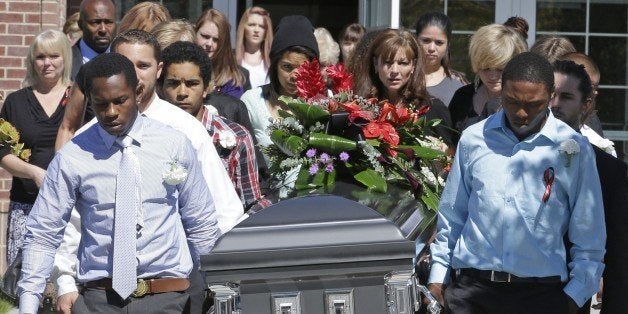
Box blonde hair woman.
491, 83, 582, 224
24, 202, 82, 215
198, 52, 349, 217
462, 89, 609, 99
449, 24, 527, 143
235, 6, 273, 89
1, 29, 72, 265
151, 19, 196, 50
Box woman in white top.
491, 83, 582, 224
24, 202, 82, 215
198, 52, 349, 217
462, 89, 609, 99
235, 7, 273, 89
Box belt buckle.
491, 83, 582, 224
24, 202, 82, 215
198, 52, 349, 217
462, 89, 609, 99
132, 279, 149, 298
490, 271, 511, 283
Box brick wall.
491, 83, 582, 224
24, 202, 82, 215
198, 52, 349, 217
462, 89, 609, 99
0, 0, 67, 273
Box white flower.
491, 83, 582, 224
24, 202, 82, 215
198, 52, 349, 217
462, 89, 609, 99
421, 166, 439, 187
218, 130, 237, 149
595, 137, 616, 156
162, 158, 188, 185
205, 105, 219, 116
558, 139, 580, 167
559, 139, 580, 154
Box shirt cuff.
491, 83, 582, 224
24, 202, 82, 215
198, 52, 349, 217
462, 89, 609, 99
56, 274, 78, 297
563, 278, 590, 308
19, 293, 40, 314
428, 262, 451, 285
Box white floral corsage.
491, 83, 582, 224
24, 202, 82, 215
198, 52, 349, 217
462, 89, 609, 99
162, 158, 188, 185
592, 137, 616, 157
217, 130, 237, 149
558, 139, 580, 167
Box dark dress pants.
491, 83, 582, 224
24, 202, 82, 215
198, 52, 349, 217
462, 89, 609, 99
72, 288, 190, 313
444, 274, 570, 314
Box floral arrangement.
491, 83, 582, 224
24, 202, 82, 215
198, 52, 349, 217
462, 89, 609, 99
264, 60, 449, 211
0, 118, 31, 162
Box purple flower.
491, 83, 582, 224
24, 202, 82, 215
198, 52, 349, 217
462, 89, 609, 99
339, 151, 349, 161
309, 164, 319, 175
325, 163, 334, 173
306, 148, 317, 158
320, 153, 330, 163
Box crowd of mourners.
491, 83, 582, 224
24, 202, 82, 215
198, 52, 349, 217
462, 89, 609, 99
1, 0, 626, 313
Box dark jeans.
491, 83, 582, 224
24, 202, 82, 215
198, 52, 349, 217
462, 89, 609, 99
444, 274, 570, 314
73, 288, 190, 313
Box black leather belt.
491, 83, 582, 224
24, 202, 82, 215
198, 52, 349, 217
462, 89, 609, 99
457, 268, 562, 283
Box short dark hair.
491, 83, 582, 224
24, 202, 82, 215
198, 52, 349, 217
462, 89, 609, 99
83, 52, 138, 96
553, 60, 593, 101
502, 52, 554, 94
159, 41, 212, 87
111, 29, 162, 63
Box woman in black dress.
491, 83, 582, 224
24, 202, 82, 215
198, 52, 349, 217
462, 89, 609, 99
1, 29, 71, 264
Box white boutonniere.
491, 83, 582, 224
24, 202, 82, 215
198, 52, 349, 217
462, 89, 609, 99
162, 158, 188, 185
592, 137, 616, 156
558, 139, 580, 167
217, 130, 236, 149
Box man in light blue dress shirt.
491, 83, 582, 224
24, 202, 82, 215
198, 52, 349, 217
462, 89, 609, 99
428, 52, 605, 313
17, 53, 221, 313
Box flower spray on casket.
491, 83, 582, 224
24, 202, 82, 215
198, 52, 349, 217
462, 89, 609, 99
264, 59, 450, 213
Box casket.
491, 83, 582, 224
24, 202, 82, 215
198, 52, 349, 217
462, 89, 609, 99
201, 192, 438, 314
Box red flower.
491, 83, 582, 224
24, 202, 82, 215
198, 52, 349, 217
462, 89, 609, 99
295, 59, 326, 99
340, 101, 374, 122
325, 63, 353, 93
363, 121, 399, 147
417, 104, 430, 116
393, 106, 415, 125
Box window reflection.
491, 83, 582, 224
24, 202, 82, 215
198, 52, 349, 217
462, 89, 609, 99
537, 1, 586, 32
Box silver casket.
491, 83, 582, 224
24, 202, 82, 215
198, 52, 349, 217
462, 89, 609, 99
201, 191, 438, 314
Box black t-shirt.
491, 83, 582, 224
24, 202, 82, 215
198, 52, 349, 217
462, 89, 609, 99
0, 87, 68, 203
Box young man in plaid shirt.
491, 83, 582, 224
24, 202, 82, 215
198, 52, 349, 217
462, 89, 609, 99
159, 41, 271, 213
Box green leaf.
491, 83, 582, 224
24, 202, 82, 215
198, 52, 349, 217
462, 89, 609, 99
427, 118, 442, 127
279, 95, 329, 127
270, 129, 307, 157
354, 169, 387, 193
294, 165, 337, 190
397, 144, 445, 160
421, 183, 440, 212
277, 109, 294, 119
308, 132, 357, 154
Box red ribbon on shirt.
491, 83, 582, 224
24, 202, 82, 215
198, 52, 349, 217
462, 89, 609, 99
542, 167, 555, 203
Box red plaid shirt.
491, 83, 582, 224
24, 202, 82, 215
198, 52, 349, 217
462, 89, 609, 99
201, 106, 272, 212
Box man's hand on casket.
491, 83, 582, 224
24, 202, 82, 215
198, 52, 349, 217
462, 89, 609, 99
426, 283, 445, 306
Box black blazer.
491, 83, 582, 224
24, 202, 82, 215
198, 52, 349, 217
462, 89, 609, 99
71, 42, 83, 82
594, 146, 628, 314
